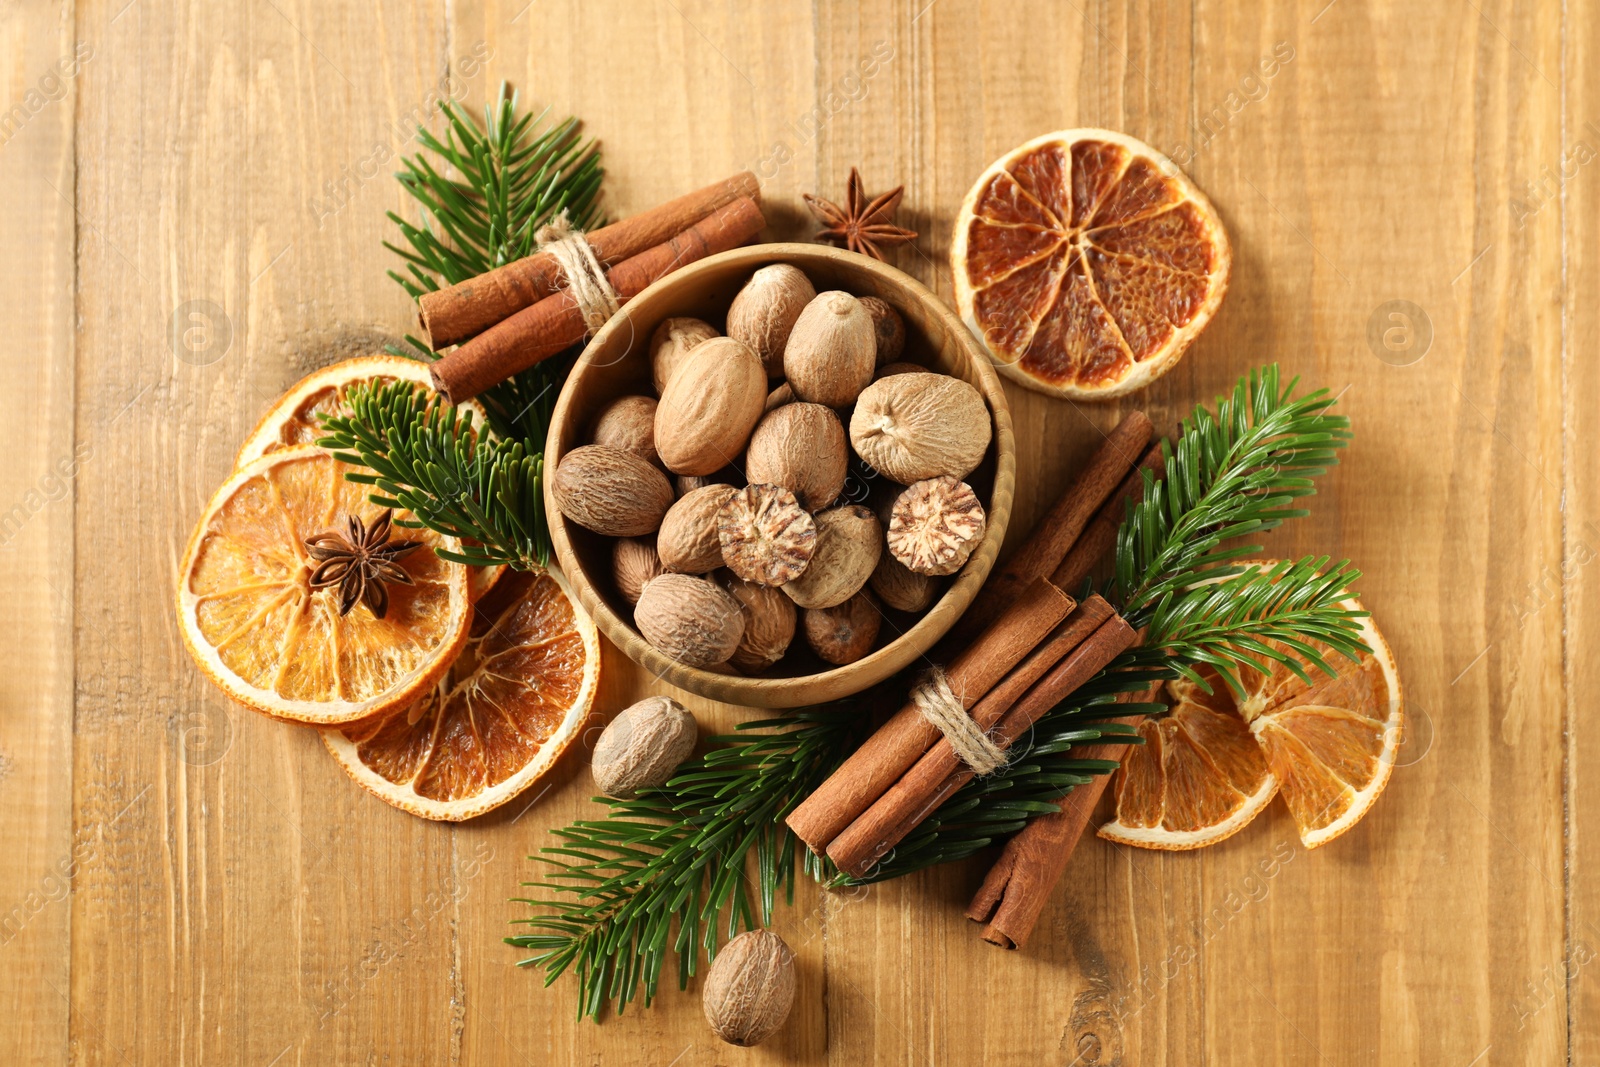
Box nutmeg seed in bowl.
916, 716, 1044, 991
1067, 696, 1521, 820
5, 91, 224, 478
745, 402, 848, 511
546, 244, 1014, 708
781, 504, 881, 610
727, 263, 815, 376
658, 484, 737, 574
650, 316, 719, 394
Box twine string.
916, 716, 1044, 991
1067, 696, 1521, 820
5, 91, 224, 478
535, 210, 621, 333
910, 667, 1009, 777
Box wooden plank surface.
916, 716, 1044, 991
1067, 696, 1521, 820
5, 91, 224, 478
0, 0, 1583, 1062
0, 3, 79, 1066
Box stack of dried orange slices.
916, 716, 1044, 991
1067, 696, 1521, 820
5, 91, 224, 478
1099, 569, 1403, 850
951, 129, 1231, 399
175, 356, 599, 821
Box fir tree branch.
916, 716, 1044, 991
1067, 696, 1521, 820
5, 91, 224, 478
316, 381, 552, 569
328, 86, 608, 557
506, 709, 863, 1019
385, 84, 604, 297
1112, 363, 1351, 622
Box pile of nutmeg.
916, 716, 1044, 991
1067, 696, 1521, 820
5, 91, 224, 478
550, 262, 995, 675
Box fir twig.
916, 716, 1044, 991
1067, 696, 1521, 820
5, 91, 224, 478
506, 709, 862, 1019
385, 83, 604, 296
1112, 363, 1351, 620
317, 381, 551, 569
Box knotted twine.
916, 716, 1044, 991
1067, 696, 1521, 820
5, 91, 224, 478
534, 211, 621, 333
910, 667, 1009, 776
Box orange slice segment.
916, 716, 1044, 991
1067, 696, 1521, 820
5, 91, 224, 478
951, 129, 1231, 399
234, 354, 503, 598
1100, 564, 1403, 851
322, 568, 600, 821
1249, 621, 1402, 848
177, 447, 472, 725
1098, 668, 1277, 850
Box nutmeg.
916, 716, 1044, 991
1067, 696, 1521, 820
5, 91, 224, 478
591, 696, 698, 799
612, 537, 664, 606
650, 316, 720, 394
634, 573, 745, 668
655, 337, 767, 476
727, 264, 816, 377
717, 484, 817, 587
887, 476, 987, 576
745, 403, 848, 510
783, 291, 876, 407
858, 295, 905, 366
589, 394, 659, 464
803, 591, 881, 665
781, 504, 882, 609
868, 552, 939, 612
850, 372, 992, 484
551, 445, 674, 537
723, 575, 797, 673
763, 381, 795, 413
702, 929, 796, 1047
657, 485, 737, 574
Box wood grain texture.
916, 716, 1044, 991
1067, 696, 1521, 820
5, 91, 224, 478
0, 4, 78, 1066
0, 0, 1582, 1062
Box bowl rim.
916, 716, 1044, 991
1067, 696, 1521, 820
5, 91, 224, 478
544, 242, 1015, 709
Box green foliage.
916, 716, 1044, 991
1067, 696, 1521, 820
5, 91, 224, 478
506, 709, 861, 1019
1112, 364, 1350, 618
386, 83, 604, 296
317, 380, 552, 570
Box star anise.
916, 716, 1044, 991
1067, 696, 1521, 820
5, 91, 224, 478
803, 167, 918, 261
304, 509, 421, 619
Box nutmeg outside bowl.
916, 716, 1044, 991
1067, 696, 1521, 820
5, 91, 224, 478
545, 243, 1015, 709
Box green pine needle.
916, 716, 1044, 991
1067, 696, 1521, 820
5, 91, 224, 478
317, 380, 552, 570
506, 708, 863, 1019
511, 362, 1371, 1020
1112, 364, 1351, 621
385, 83, 604, 297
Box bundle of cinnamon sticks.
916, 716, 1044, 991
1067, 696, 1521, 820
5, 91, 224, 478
786, 410, 1164, 950
420, 172, 766, 405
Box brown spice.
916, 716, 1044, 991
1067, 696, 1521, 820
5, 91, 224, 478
419, 171, 760, 348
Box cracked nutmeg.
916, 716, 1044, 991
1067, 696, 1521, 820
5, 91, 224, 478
305, 509, 421, 619
717, 484, 818, 586
803, 167, 918, 261
887, 476, 987, 576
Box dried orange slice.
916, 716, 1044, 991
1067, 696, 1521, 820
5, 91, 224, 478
1100, 576, 1401, 850
322, 568, 600, 821
1099, 668, 1277, 849
951, 130, 1231, 399
176, 447, 472, 725
1247, 621, 1402, 848
235, 354, 503, 598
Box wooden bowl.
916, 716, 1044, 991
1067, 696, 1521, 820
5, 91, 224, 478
545, 243, 1015, 708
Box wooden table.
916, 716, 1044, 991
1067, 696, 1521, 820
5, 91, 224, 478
2, 1, 1584, 1063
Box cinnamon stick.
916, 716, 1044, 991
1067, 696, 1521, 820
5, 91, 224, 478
967, 719, 1138, 949
827, 609, 1136, 877
785, 578, 1074, 856
942, 412, 1152, 649
1050, 442, 1166, 593
419, 171, 761, 347
429, 196, 765, 404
